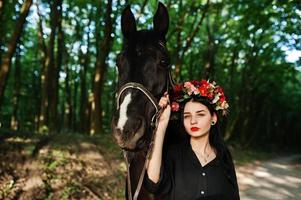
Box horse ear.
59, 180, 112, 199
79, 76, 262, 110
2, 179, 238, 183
153, 2, 169, 36
121, 5, 137, 39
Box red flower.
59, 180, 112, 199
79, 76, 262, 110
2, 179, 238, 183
215, 86, 224, 94
220, 95, 225, 102
171, 102, 180, 112
200, 80, 208, 85
198, 85, 208, 96
174, 84, 183, 92
207, 92, 214, 99
191, 80, 201, 87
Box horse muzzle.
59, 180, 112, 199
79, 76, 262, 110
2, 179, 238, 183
112, 117, 146, 151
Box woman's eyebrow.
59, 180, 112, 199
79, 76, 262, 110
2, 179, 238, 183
183, 110, 205, 114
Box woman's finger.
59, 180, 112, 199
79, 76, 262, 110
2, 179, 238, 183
159, 101, 167, 108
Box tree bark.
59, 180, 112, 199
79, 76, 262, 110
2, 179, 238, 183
63, 57, 72, 131
10, 45, 21, 131
72, 79, 79, 131
38, 0, 61, 133
0, 0, 5, 66
49, 0, 63, 132
0, 0, 4, 25
90, 0, 113, 135
79, 20, 91, 133
0, 0, 32, 110
39, 0, 58, 133
36, 2, 48, 132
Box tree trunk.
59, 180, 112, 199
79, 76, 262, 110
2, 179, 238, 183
39, 0, 61, 133
39, 0, 58, 133
90, 0, 113, 135
203, 22, 216, 79
0, 0, 4, 27
0, 0, 6, 66
49, 0, 63, 132
10, 45, 21, 130
0, 0, 32, 110
63, 60, 72, 131
36, 2, 48, 133
72, 79, 79, 131
79, 37, 91, 133
224, 47, 239, 141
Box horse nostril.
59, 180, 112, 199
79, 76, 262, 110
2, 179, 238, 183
116, 128, 122, 135
137, 138, 145, 147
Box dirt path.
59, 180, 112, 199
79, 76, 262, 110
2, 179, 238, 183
0, 133, 126, 200
1, 132, 300, 200
236, 154, 301, 200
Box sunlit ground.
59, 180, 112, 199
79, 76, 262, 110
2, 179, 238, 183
1, 132, 300, 200
237, 155, 301, 200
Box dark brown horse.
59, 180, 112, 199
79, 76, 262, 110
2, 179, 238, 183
111, 2, 174, 200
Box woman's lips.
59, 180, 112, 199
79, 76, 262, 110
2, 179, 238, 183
190, 127, 200, 132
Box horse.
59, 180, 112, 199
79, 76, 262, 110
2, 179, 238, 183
111, 2, 177, 200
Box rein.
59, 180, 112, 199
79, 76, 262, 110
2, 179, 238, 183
116, 70, 175, 200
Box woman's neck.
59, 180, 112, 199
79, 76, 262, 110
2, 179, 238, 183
190, 133, 211, 155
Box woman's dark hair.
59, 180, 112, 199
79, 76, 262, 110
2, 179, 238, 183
180, 97, 238, 188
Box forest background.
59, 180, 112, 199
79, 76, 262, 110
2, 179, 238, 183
1, 0, 300, 147
0, 0, 301, 199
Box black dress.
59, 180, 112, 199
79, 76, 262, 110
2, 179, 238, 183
144, 138, 240, 200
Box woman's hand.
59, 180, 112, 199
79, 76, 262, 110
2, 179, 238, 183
158, 91, 171, 127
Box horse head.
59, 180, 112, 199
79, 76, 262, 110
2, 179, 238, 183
112, 2, 170, 151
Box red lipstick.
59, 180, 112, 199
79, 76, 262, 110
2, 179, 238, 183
190, 127, 200, 132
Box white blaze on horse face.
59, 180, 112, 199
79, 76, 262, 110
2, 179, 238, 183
117, 92, 132, 131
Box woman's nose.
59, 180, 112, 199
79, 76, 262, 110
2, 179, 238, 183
190, 116, 197, 124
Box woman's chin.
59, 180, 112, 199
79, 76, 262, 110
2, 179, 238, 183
188, 131, 209, 138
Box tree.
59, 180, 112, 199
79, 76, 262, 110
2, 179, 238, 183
90, 0, 114, 135
0, 0, 32, 110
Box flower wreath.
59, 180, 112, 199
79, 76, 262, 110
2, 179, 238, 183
170, 79, 229, 117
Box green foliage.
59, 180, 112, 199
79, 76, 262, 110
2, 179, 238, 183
0, 0, 300, 147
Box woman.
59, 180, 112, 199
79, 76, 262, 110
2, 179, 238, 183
144, 79, 240, 200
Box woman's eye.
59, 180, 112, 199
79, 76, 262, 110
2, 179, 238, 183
184, 115, 190, 119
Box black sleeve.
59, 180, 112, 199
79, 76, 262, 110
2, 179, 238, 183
143, 163, 164, 194
143, 147, 173, 195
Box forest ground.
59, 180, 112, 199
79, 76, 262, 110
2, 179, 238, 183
0, 130, 300, 200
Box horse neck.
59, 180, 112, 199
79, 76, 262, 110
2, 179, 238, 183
128, 151, 147, 187
127, 151, 160, 200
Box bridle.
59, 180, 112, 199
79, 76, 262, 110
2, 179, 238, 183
116, 82, 161, 129
115, 50, 175, 200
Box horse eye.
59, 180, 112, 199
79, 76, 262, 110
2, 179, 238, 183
160, 59, 169, 67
